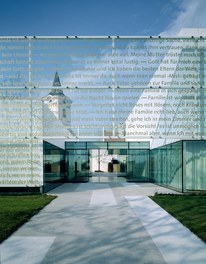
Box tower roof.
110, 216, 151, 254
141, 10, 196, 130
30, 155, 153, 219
53, 71, 61, 86
49, 72, 64, 96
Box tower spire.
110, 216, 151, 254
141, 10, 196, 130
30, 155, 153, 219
53, 71, 61, 86
49, 71, 64, 95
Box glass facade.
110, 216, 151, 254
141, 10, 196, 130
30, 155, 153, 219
0, 36, 206, 192
151, 140, 206, 192
183, 141, 206, 191
0, 36, 206, 142
127, 149, 149, 182
150, 141, 183, 192
65, 141, 150, 182
42, 139, 206, 192
66, 148, 89, 182
0, 96, 43, 190
43, 141, 65, 192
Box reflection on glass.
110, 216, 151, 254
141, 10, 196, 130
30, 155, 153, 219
183, 141, 206, 191
65, 141, 149, 182
43, 141, 65, 191
150, 141, 183, 191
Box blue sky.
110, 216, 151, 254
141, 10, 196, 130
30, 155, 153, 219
0, 0, 206, 36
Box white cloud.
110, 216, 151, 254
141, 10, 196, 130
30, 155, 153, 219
160, 0, 206, 36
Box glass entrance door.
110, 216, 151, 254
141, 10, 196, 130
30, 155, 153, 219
66, 149, 89, 182
65, 141, 150, 183
89, 148, 127, 176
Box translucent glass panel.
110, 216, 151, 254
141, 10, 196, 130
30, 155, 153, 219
0, 37, 206, 141
0, 90, 43, 187
150, 141, 183, 191
0, 140, 43, 187
127, 150, 149, 181
1, 36, 206, 189
43, 141, 65, 191
0, 38, 29, 87
114, 38, 205, 88
37, 87, 114, 140
31, 38, 113, 87
1, 37, 206, 88
125, 88, 206, 143
154, 88, 206, 140
183, 141, 206, 191
67, 88, 113, 139
0, 90, 43, 139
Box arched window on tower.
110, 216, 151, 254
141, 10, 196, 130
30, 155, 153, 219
63, 109, 66, 118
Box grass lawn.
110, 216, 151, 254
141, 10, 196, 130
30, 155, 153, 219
0, 194, 56, 243
151, 194, 206, 243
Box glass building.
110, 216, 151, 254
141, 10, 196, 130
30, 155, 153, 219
150, 140, 206, 192
42, 139, 206, 193
65, 141, 149, 183
1, 30, 206, 193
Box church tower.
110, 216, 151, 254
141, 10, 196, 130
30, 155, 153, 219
43, 72, 72, 127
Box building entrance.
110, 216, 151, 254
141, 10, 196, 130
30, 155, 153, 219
65, 141, 150, 183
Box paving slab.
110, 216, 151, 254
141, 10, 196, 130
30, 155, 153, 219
1, 182, 205, 264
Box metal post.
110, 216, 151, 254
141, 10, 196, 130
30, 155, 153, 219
28, 38, 34, 184
199, 49, 205, 138
112, 37, 116, 137
29, 39, 32, 86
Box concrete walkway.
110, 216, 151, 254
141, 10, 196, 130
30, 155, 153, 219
1, 182, 206, 264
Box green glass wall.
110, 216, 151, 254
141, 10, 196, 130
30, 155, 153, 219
150, 141, 183, 192
127, 150, 149, 182
183, 141, 206, 191
151, 140, 206, 192
43, 141, 65, 192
